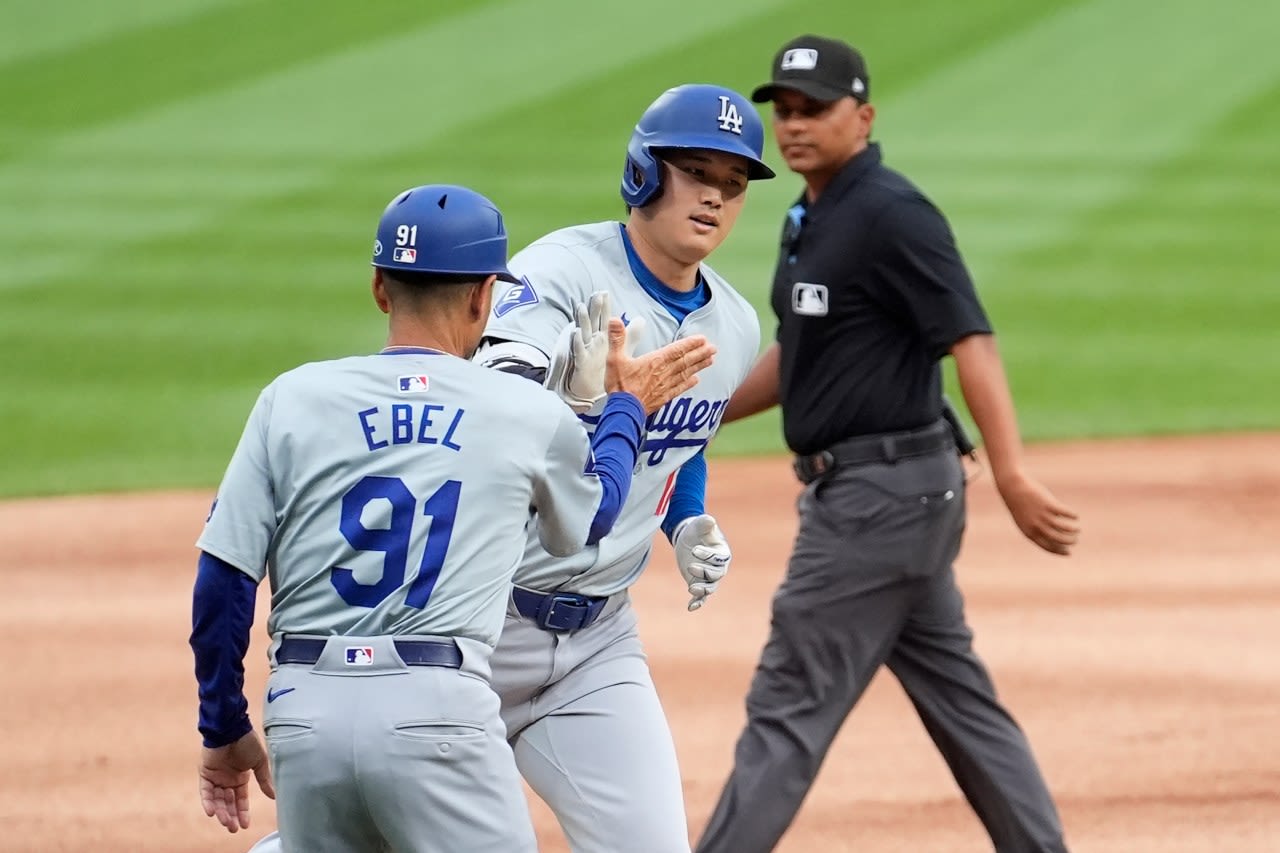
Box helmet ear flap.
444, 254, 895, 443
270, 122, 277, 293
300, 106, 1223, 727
621, 150, 662, 207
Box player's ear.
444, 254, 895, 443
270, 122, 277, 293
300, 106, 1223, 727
371, 268, 391, 315
470, 274, 497, 322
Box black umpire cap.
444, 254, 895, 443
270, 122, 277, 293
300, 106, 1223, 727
751, 35, 870, 104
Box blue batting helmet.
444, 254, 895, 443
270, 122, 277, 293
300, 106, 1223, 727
621, 84, 776, 208
371, 184, 518, 283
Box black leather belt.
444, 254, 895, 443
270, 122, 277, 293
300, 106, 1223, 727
275, 637, 462, 668
512, 586, 610, 633
793, 420, 953, 485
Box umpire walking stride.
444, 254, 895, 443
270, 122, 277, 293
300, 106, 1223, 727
696, 34, 1081, 853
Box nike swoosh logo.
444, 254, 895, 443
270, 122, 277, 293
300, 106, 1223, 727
266, 687, 296, 703
620, 312, 631, 327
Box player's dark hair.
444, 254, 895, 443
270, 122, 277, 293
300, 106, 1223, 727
381, 269, 487, 311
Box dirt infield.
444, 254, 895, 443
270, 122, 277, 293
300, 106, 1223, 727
1, 435, 1277, 853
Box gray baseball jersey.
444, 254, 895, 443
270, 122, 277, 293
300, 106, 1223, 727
197, 351, 608, 648
198, 349, 633, 853
242, 229, 762, 853
487, 221, 761, 596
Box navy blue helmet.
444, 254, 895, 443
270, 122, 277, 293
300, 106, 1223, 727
621, 84, 775, 207
372, 184, 518, 283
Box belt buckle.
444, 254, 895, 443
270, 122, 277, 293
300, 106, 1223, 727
538, 593, 591, 632
793, 450, 834, 484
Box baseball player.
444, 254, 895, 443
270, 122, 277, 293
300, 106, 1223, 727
192, 183, 716, 853
474, 83, 772, 853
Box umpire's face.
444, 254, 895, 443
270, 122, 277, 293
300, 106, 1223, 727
769, 89, 874, 178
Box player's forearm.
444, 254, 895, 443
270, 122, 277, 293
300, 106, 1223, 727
952, 334, 1027, 487
723, 343, 781, 423
661, 449, 707, 542
190, 552, 258, 748
584, 392, 647, 544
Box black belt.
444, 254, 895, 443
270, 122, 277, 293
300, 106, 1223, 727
275, 637, 462, 668
793, 420, 953, 485
512, 586, 610, 633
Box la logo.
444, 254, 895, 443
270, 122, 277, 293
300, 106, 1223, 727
716, 96, 744, 134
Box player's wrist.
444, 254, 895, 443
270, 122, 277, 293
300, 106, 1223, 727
201, 712, 253, 749
602, 391, 645, 425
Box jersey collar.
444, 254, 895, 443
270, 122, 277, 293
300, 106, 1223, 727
378, 346, 447, 356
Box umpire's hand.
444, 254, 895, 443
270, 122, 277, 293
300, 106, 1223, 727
997, 469, 1081, 556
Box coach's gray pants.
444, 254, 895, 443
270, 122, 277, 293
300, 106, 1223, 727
262, 634, 535, 853
696, 449, 1067, 853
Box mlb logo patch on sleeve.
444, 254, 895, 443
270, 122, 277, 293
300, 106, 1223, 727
398, 375, 429, 393
494, 276, 538, 317
345, 646, 374, 666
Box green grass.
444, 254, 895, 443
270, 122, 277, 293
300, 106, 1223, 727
1, 0, 1277, 497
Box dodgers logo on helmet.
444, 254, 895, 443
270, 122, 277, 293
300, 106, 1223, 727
620, 83, 776, 208
716, 96, 744, 134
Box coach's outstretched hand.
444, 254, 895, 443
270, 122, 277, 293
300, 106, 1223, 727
200, 730, 275, 833
606, 318, 714, 413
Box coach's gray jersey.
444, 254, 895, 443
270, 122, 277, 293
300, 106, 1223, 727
197, 352, 605, 646
486, 221, 760, 595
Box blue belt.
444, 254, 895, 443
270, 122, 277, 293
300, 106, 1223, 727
512, 587, 610, 633
275, 637, 462, 668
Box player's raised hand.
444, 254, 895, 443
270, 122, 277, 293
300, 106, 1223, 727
605, 317, 715, 412
199, 730, 275, 833
545, 291, 611, 412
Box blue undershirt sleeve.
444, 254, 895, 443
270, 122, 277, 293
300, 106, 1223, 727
190, 551, 258, 748
585, 391, 646, 545
661, 448, 708, 542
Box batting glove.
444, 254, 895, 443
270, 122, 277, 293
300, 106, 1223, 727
544, 291, 610, 412
672, 514, 731, 612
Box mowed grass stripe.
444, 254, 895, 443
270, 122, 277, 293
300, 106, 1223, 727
0, 0, 793, 294
0, 0, 489, 160
989, 81, 1280, 439
877, 0, 1280, 267
0, 0, 236, 65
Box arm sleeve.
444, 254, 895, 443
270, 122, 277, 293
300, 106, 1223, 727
661, 449, 707, 542
583, 392, 646, 545
190, 551, 258, 748
869, 196, 993, 359
532, 391, 645, 556
195, 386, 278, 581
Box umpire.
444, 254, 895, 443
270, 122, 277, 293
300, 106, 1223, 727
696, 35, 1081, 853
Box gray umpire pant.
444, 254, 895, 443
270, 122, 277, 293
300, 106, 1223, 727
696, 445, 1067, 853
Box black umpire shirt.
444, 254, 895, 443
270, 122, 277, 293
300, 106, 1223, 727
771, 142, 992, 456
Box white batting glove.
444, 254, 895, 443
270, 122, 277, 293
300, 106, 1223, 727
622, 313, 648, 355
672, 514, 731, 612
544, 291, 610, 413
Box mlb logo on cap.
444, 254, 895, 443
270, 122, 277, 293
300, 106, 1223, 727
398, 375, 429, 393
393, 247, 417, 263
781, 48, 818, 70
345, 646, 375, 666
